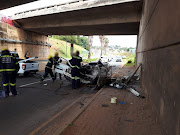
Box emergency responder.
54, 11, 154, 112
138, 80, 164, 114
70, 44, 82, 89
41, 55, 55, 82
24, 51, 30, 59
11, 48, 19, 59
54, 52, 62, 80
0, 49, 20, 97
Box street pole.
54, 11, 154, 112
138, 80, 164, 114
66, 41, 67, 58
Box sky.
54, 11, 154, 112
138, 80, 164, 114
92, 35, 137, 47
0, 0, 138, 48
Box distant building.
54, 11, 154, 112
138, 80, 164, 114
129, 48, 136, 54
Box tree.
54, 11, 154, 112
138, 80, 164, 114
99, 35, 105, 56
77, 36, 89, 50
50, 35, 89, 50
61, 36, 78, 44
104, 37, 109, 55
88, 36, 93, 59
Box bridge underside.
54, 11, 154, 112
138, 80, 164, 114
14, 1, 142, 35
27, 22, 139, 35
0, 0, 36, 10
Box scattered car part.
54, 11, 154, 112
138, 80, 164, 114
128, 88, 140, 97
111, 97, 117, 104
109, 63, 145, 98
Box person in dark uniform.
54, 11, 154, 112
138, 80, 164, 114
11, 48, 19, 60
54, 52, 62, 80
24, 51, 30, 59
70, 50, 82, 89
0, 49, 20, 97
41, 55, 55, 82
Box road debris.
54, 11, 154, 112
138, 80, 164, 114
120, 102, 125, 104
128, 88, 140, 96
111, 97, 117, 104
78, 102, 84, 108
102, 104, 109, 107
124, 119, 134, 122
78, 102, 84, 106
109, 63, 145, 98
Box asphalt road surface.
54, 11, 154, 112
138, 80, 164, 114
0, 72, 96, 135
0, 65, 120, 135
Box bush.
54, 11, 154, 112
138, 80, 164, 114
128, 60, 132, 63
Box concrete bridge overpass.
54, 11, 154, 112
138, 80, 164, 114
0, 0, 36, 10
12, 0, 142, 35
1, 0, 180, 135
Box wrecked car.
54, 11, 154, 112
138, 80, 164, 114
54, 57, 112, 85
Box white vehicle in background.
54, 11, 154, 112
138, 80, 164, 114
122, 55, 127, 59
108, 56, 123, 68
100, 56, 111, 62
18, 57, 39, 76
0, 51, 39, 76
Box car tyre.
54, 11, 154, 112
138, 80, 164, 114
24, 72, 30, 76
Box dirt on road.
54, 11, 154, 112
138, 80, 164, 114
61, 66, 163, 135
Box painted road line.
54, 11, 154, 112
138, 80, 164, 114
19, 78, 52, 88
29, 96, 83, 135
29, 88, 104, 135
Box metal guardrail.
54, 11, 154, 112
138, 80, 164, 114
14, 0, 90, 16
0, 38, 51, 46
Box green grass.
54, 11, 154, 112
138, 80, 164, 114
49, 38, 89, 58
125, 54, 135, 66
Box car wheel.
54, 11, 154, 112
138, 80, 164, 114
24, 72, 30, 76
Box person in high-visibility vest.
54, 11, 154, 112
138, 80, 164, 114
0, 49, 19, 97
41, 55, 55, 82
69, 44, 82, 89
54, 52, 62, 80
24, 51, 30, 59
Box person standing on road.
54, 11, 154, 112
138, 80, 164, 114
12, 48, 18, 59
0, 49, 20, 97
54, 52, 62, 80
70, 44, 82, 89
24, 51, 30, 59
41, 55, 55, 82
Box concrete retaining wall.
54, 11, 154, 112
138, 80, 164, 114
0, 22, 50, 60
137, 0, 180, 135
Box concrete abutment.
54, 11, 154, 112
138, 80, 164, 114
137, 0, 180, 134
0, 22, 50, 60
